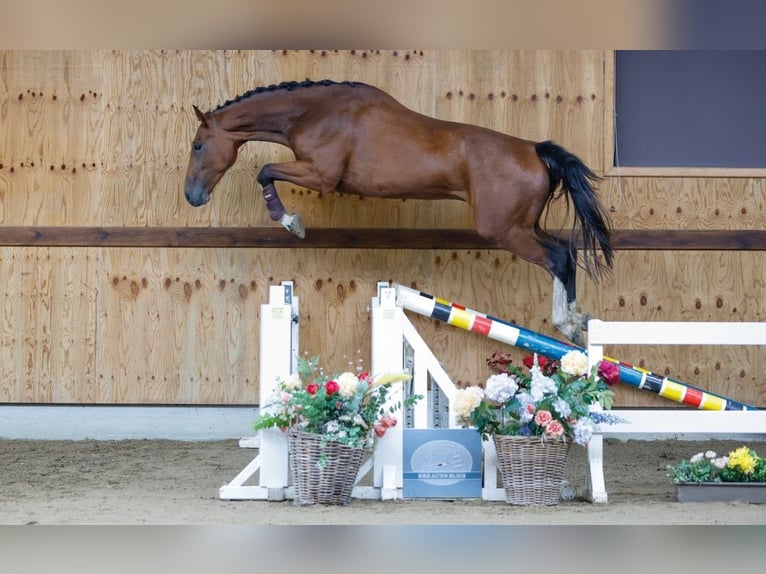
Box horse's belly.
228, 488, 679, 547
338, 178, 464, 201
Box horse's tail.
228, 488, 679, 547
535, 140, 614, 281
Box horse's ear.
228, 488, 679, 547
193, 105, 208, 127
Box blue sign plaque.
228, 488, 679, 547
402, 428, 483, 498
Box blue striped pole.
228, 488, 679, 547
394, 283, 758, 411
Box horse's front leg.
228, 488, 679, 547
260, 183, 305, 238
257, 160, 332, 239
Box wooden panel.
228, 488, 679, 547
0, 247, 96, 402
1, 50, 765, 410
0, 245, 764, 407
94, 248, 262, 404
0, 49, 608, 229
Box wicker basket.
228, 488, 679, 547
493, 434, 571, 505
288, 429, 367, 506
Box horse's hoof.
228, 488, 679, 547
281, 213, 305, 238
557, 323, 585, 347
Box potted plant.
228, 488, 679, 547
453, 349, 623, 505
667, 446, 766, 503
254, 354, 420, 506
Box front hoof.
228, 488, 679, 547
280, 213, 305, 238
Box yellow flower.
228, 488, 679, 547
372, 371, 412, 387
727, 446, 757, 475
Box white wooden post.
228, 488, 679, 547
371, 281, 405, 500
258, 282, 297, 496
219, 281, 298, 501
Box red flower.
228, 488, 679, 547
306, 383, 318, 395
325, 380, 340, 395
597, 360, 620, 386
359, 371, 372, 384
523, 354, 549, 370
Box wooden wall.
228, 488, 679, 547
0, 50, 764, 408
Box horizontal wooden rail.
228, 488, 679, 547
1, 227, 766, 250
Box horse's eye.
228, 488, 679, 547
192, 142, 203, 152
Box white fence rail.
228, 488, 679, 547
585, 319, 766, 503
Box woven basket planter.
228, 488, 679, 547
493, 434, 571, 506
288, 429, 367, 506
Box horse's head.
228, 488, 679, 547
184, 106, 239, 207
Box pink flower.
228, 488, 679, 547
379, 414, 397, 428
325, 380, 340, 395
545, 420, 565, 438
525, 404, 536, 414
306, 383, 318, 395
597, 360, 620, 386
374, 423, 388, 438
534, 410, 553, 427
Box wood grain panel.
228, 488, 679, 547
1, 50, 765, 410
0, 247, 96, 402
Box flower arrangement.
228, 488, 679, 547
253, 354, 420, 465
666, 446, 766, 484
453, 349, 623, 445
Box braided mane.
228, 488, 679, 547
211, 79, 360, 113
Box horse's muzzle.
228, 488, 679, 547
184, 184, 210, 207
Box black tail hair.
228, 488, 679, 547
535, 140, 614, 280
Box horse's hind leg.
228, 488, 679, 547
548, 239, 589, 346
490, 226, 587, 344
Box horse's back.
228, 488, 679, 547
294, 81, 548, 199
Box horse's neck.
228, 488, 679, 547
216, 94, 307, 143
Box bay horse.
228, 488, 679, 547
184, 79, 613, 344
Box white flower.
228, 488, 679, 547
453, 387, 484, 418
713, 457, 728, 469
282, 373, 302, 390
530, 368, 557, 401
516, 392, 536, 423
336, 372, 361, 397
484, 373, 518, 403
560, 350, 589, 377
690, 452, 704, 463
704, 450, 717, 459
552, 397, 571, 418
573, 418, 595, 445
325, 420, 340, 434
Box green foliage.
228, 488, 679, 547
667, 446, 766, 484
456, 350, 622, 445
254, 354, 421, 466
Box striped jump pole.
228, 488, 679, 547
394, 283, 758, 411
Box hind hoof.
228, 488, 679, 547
280, 213, 305, 238
556, 323, 586, 347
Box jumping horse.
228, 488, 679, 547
184, 79, 613, 344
